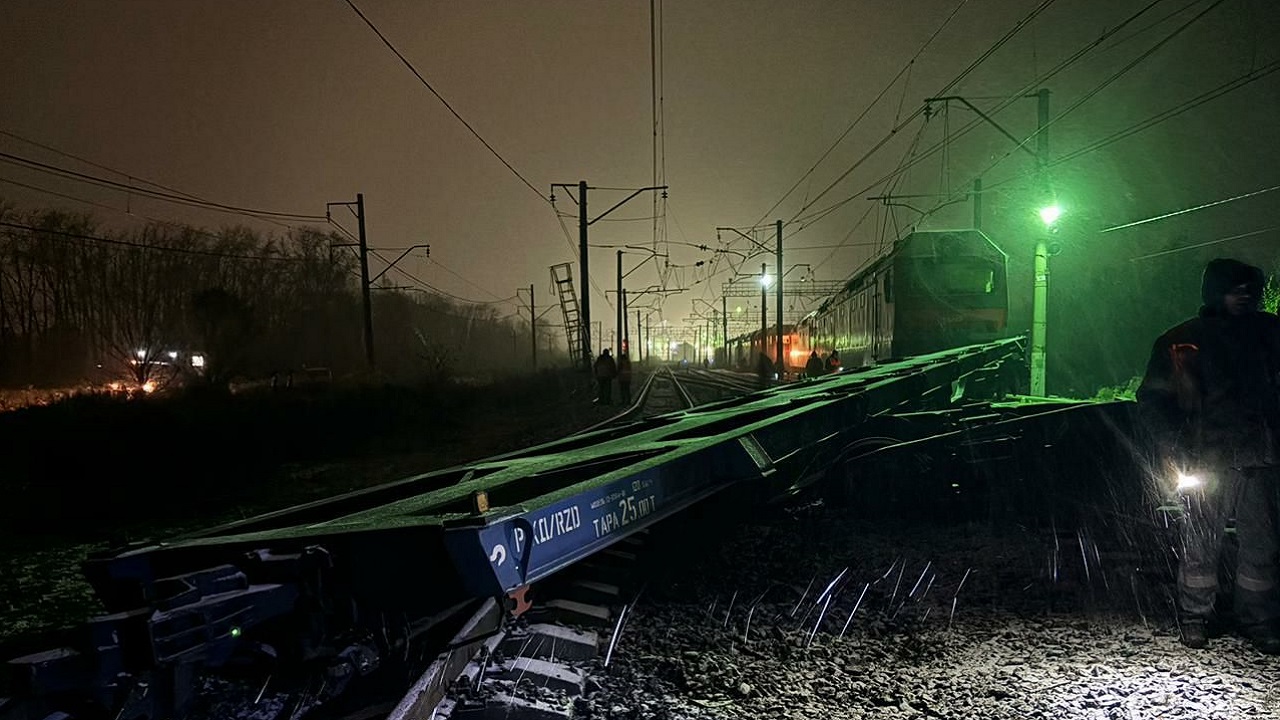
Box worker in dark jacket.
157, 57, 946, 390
617, 352, 633, 405
593, 349, 617, 405
825, 349, 842, 374
756, 352, 774, 386
805, 350, 824, 379
1137, 257, 1280, 653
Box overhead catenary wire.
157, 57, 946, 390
430, 257, 513, 302
0, 175, 315, 248
1128, 226, 1280, 261
968, 59, 1280, 204
0, 127, 205, 201
966, 0, 1229, 184
1103, 183, 1280, 233
0, 220, 309, 262
341, 0, 543, 202
785, 0, 1180, 234
754, 0, 972, 228
0, 130, 299, 232
0, 149, 326, 222
773, 0, 1061, 228
388, 263, 518, 306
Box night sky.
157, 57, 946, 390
3, 0, 1278, 391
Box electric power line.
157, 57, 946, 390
782, 0, 1072, 226
430, 257, 512, 302
341, 0, 543, 201
0, 220, 308, 262
755, 0, 974, 229
0, 127, 204, 201
969, 0, 1229, 184
0, 149, 325, 222
0, 174, 304, 247
785, 0, 1180, 233
964, 51, 1280, 206
1103, 183, 1280, 233
388, 264, 517, 306
1128, 226, 1279, 261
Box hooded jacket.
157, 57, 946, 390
1136, 258, 1280, 468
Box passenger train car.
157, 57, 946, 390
721, 324, 800, 372
801, 229, 1008, 369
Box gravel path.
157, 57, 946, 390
583, 505, 1280, 720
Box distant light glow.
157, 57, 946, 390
191, 354, 206, 368
141, 381, 157, 394
1039, 204, 1063, 226
230, 626, 242, 638
135, 348, 147, 359
168, 350, 179, 360
760, 273, 772, 287
1176, 472, 1202, 491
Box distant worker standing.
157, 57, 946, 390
593, 348, 617, 405
617, 352, 633, 405
825, 349, 842, 374
805, 350, 824, 379
1137, 258, 1280, 653
756, 352, 774, 386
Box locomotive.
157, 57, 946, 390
721, 229, 1009, 375
802, 229, 1009, 369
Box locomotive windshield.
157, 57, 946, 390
937, 259, 997, 294
901, 256, 1005, 309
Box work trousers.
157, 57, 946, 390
1178, 467, 1280, 629
619, 380, 632, 405
596, 378, 613, 404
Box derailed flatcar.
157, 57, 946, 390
801, 229, 1008, 368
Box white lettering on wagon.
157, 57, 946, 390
591, 493, 657, 539
514, 506, 583, 555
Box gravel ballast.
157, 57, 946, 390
582, 504, 1280, 719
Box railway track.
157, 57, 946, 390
577, 365, 752, 435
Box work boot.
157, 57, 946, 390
1244, 624, 1280, 655
1179, 618, 1209, 649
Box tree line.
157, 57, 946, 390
0, 203, 556, 388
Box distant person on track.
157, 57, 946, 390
825, 349, 842, 374
594, 348, 617, 405
1137, 257, 1280, 654
617, 352, 633, 405
757, 352, 774, 386
805, 350, 824, 379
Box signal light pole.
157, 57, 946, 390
760, 263, 768, 368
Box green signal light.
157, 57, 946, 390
230, 626, 242, 638
1039, 205, 1063, 227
